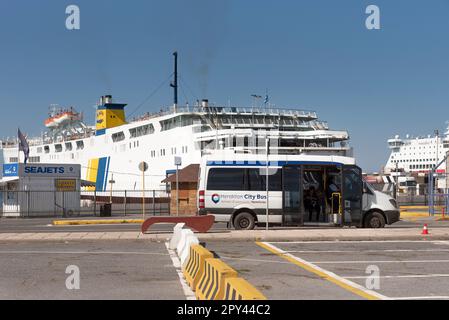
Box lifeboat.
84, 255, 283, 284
45, 109, 82, 128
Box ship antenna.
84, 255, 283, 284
170, 51, 179, 112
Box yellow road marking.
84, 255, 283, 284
401, 206, 444, 210
53, 219, 143, 226
256, 241, 387, 300
400, 212, 444, 220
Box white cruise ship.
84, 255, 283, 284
0, 55, 352, 191
385, 124, 449, 174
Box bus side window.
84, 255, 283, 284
248, 168, 282, 191
207, 168, 245, 191
247, 169, 263, 191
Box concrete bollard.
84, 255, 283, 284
177, 229, 194, 256
169, 223, 186, 250
180, 235, 200, 266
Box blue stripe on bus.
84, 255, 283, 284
206, 161, 344, 167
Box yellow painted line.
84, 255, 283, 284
400, 212, 445, 220
401, 206, 444, 210
256, 241, 387, 300
400, 212, 432, 218
53, 219, 144, 226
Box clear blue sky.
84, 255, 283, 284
1, 0, 449, 172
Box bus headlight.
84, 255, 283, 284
389, 199, 398, 209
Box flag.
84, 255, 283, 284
18, 128, 30, 164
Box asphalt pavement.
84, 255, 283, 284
2, 225, 449, 299
206, 240, 449, 300
0, 217, 229, 233
0, 240, 185, 300
2, 215, 449, 234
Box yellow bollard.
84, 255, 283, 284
182, 244, 214, 290
224, 277, 267, 300
195, 259, 238, 300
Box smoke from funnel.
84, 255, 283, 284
177, 0, 230, 98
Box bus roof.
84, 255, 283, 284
201, 153, 356, 167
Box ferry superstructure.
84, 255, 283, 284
0, 55, 352, 191
385, 124, 449, 174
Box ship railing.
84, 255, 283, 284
225, 145, 352, 151
176, 106, 318, 118
129, 106, 319, 123
311, 121, 329, 130
202, 146, 353, 157
193, 127, 348, 141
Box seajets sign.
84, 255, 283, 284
24, 166, 65, 174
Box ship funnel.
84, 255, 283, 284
100, 95, 113, 105
96, 95, 127, 135
104, 95, 112, 104
201, 99, 209, 108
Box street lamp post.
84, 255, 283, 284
265, 136, 269, 231
139, 162, 149, 220
174, 156, 182, 217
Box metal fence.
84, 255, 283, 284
0, 190, 170, 218
371, 183, 448, 207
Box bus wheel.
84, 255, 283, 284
234, 212, 256, 230
364, 212, 386, 229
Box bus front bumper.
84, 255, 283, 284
385, 210, 400, 225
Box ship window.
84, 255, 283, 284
65, 143, 73, 151
76, 141, 84, 150
29, 156, 40, 163
129, 124, 154, 138
112, 131, 125, 142
160, 115, 204, 131
55, 144, 63, 153
44, 146, 50, 153
9, 157, 18, 163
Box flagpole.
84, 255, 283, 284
18, 128, 30, 165
17, 128, 20, 165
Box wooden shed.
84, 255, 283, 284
162, 164, 200, 216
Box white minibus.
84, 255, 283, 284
198, 154, 400, 230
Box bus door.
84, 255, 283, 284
282, 165, 303, 226
342, 165, 363, 226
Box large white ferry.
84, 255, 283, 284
385, 123, 449, 174
0, 54, 352, 191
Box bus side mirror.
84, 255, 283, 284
363, 182, 368, 194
